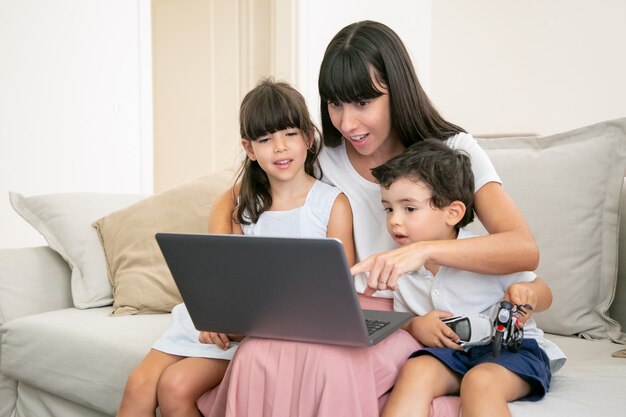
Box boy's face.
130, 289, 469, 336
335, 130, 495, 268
380, 177, 458, 246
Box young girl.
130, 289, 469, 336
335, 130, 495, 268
116, 78, 354, 417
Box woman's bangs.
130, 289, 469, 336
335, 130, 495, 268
319, 51, 383, 103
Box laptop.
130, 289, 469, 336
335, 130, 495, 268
156, 233, 414, 347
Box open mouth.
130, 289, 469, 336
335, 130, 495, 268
348, 134, 369, 143
393, 233, 408, 244
274, 159, 293, 168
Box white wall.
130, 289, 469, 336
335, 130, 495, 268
296, 0, 433, 124
429, 0, 626, 136
295, 0, 626, 137
0, 0, 153, 248
4, 1, 624, 248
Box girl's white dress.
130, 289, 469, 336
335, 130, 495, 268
152, 180, 341, 360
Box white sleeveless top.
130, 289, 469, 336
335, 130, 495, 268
318, 133, 502, 297
242, 180, 341, 238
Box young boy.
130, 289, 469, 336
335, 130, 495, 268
371, 139, 566, 417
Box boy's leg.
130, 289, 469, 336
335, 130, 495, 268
382, 355, 461, 417
157, 357, 229, 417
460, 362, 531, 417
117, 349, 183, 417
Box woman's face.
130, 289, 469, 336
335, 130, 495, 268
326, 76, 397, 157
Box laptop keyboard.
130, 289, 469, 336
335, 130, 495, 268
365, 319, 390, 335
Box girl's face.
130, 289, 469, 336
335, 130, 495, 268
380, 177, 457, 246
241, 128, 311, 183
326, 75, 397, 157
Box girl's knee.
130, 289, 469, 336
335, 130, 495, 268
158, 366, 188, 398
124, 367, 158, 398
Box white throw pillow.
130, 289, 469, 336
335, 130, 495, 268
470, 118, 626, 342
10, 192, 146, 308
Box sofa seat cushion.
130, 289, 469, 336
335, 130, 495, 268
0, 307, 171, 415
509, 334, 626, 417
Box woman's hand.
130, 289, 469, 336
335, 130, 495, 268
351, 241, 432, 292
199, 331, 244, 350
403, 311, 462, 350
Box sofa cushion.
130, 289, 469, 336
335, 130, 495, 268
0, 307, 171, 415
0, 247, 72, 324
509, 334, 626, 417
611, 179, 626, 331
470, 118, 626, 342
9, 192, 145, 309
93, 170, 235, 316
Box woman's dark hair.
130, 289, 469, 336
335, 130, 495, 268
318, 20, 464, 147
371, 139, 475, 230
235, 78, 322, 224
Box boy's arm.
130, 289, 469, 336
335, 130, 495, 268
505, 276, 552, 327
505, 276, 552, 313
402, 311, 462, 350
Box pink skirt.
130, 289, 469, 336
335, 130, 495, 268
197, 295, 460, 417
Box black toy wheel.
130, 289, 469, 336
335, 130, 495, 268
492, 331, 503, 357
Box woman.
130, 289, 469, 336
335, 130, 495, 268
197, 21, 546, 417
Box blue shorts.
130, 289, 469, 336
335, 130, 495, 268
410, 339, 551, 401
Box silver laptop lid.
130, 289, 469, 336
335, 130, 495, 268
156, 233, 375, 346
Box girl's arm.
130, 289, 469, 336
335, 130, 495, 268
201, 185, 242, 349
208, 186, 239, 234
326, 193, 356, 266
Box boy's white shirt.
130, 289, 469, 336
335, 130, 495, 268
393, 228, 566, 372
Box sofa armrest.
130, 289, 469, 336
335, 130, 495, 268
0, 246, 72, 325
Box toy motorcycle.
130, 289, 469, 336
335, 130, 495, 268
491, 300, 532, 357
442, 300, 533, 356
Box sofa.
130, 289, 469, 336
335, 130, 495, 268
1, 119, 626, 417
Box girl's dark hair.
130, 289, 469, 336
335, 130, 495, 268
235, 78, 322, 224
371, 139, 475, 230
318, 20, 465, 148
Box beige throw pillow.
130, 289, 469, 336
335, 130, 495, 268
470, 118, 626, 342
94, 170, 235, 316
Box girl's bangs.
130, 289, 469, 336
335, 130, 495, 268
242, 92, 302, 140
319, 51, 384, 103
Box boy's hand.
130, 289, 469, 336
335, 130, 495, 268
404, 311, 462, 350
504, 283, 537, 326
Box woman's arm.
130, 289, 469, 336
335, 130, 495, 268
353, 182, 539, 289
326, 193, 356, 266
423, 182, 539, 273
